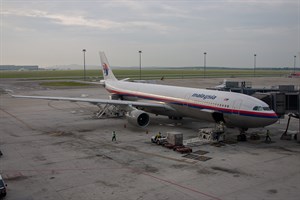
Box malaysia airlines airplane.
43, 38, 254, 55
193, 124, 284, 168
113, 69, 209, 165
13, 52, 278, 130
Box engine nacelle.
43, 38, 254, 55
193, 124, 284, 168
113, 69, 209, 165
125, 109, 150, 127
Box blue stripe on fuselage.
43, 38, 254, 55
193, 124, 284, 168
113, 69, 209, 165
114, 91, 277, 119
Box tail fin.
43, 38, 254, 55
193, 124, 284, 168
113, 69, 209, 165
99, 51, 117, 81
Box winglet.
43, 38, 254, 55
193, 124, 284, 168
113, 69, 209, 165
99, 51, 117, 81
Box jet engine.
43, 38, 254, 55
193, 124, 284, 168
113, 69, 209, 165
125, 109, 150, 127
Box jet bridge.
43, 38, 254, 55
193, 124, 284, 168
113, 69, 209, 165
252, 86, 299, 117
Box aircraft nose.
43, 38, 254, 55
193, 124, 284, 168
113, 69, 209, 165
263, 112, 278, 126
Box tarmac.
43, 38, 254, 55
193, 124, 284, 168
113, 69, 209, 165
0, 77, 300, 200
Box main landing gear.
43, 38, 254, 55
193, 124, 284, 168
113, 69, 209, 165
237, 128, 248, 141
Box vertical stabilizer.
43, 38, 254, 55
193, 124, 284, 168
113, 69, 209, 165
99, 51, 117, 81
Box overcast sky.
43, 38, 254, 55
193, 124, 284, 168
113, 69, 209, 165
1, 0, 300, 68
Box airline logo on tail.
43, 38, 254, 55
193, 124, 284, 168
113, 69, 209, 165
102, 63, 109, 76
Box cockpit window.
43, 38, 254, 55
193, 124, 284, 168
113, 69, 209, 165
253, 106, 263, 111
263, 107, 270, 111
253, 106, 271, 111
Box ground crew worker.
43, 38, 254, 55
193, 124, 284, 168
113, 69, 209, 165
218, 121, 225, 132
158, 132, 162, 138
154, 132, 162, 141
265, 129, 271, 143
112, 131, 116, 142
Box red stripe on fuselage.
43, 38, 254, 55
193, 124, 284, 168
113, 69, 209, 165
106, 88, 277, 118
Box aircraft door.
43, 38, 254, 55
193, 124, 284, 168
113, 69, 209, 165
232, 99, 242, 114
181, 94, 191, 114
183, 93, 191, 107
224, 99, 243, 127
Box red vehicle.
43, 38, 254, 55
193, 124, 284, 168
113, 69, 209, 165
288, 72, 300, 78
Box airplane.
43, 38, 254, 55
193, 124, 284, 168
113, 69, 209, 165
214, 79, 227, 89
12, 51, 278, 132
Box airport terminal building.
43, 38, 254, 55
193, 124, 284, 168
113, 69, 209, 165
0, 65, 39, 71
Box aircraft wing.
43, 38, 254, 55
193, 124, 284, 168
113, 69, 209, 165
12, 95, 175, 111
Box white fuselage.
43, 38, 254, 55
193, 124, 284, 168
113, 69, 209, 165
104, 80, 278, 129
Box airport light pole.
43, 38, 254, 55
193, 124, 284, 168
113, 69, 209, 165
254, 54, 257, 77
139, 50, 142, 80
82, 49, 86, 81
294, 55, 296, 73
204, 52, 207, 78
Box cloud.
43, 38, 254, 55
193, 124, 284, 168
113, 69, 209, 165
2, 9, 172, 33
225, 26, 296, 36
104, 0, 146, 10
1, 1, 298, 67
